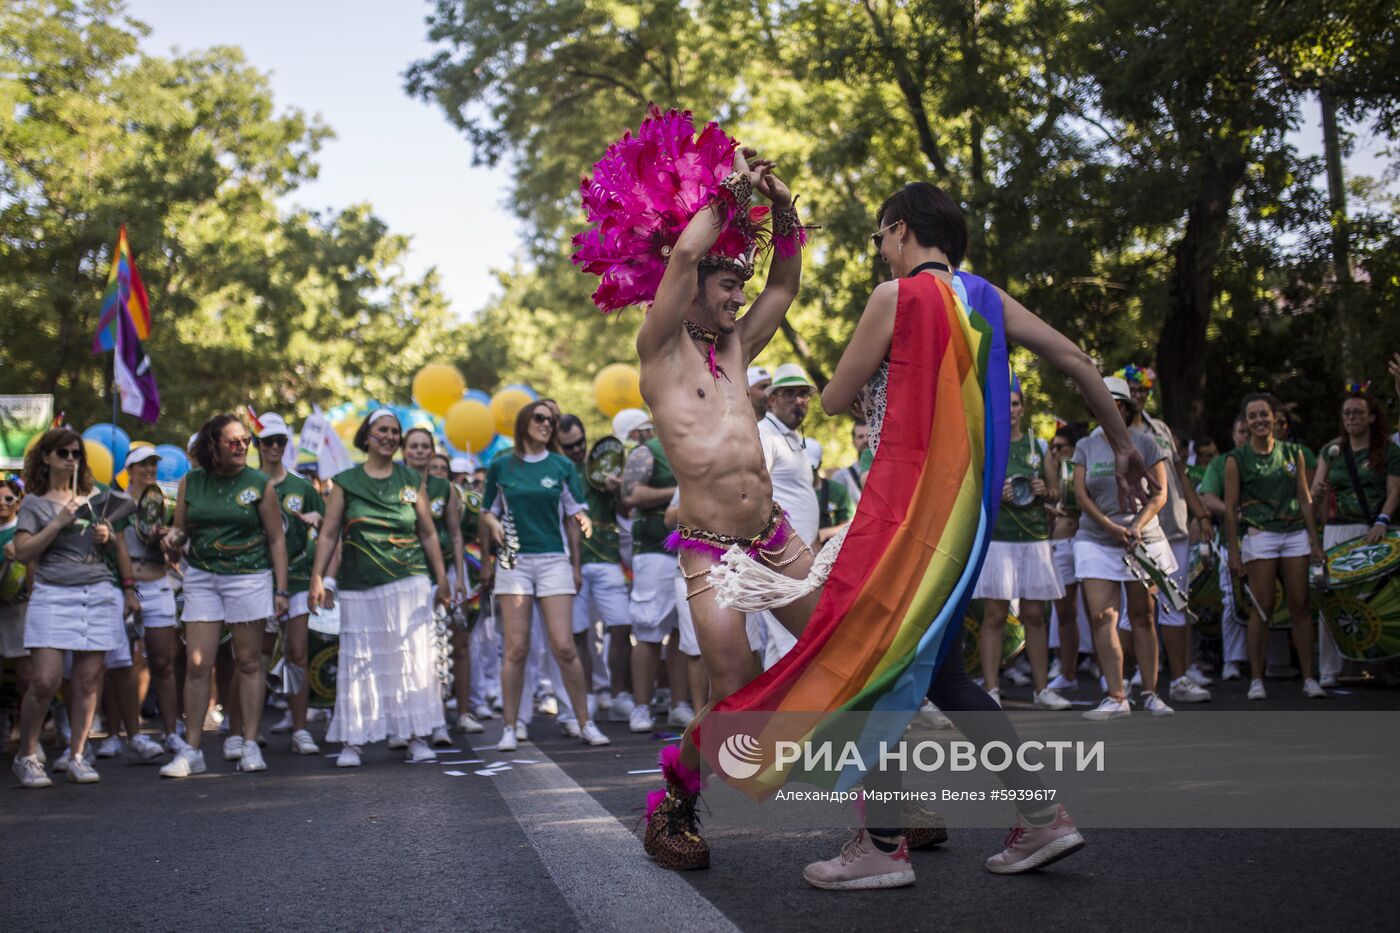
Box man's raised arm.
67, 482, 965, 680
737, 170, 802, 363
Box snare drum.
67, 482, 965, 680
1321, 532, 1400, 662
962, 599, 1027, 676
1189, 543, 1223, 639
306, 605, 340, 708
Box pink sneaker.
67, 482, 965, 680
803, 829, 915, 890
984, 805, 1085, 874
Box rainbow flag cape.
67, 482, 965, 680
695, 271, 1009, 799
92, 225, 152, 353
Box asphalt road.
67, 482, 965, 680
5, 673, 1399, 932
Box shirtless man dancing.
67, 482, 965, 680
636, 150, 817, 869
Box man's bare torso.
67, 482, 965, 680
640, 332, 774, 538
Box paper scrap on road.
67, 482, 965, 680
628, 768, 662, 775
443, 770, 468, 776
509, 758, 539, 764
474, 769, 499, 776
441, 759, 484, 765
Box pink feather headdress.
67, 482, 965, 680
572, 106, 778, 313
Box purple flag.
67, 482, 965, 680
114, 303, 160, 424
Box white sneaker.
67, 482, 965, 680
914, 700, 952, 730
53, 745, 79, 772
12, 754, 51, 788
386, 735, 408, 750
67, 756, 100, 784
580, 722, 611, 746
558, 718, 581, 738
222, 735, 245, 761
1003, 667, 1031, 687
514, 720, 530, 742
668, 702, 696, 728
290, 730, 320, 755
337, 745, 362, 768
129, 734, 166, 763
238, 742, 267, 772
1142, 692, 1175, 717
1169, 676, 1211, 703
1247, 679, 1267, 700
1320, 673, 1340, 688
1303, 678, 1327, 699
1082, 697, 1131, 721
471, 703, 494, 721
1047, 673, 1078, 692
95, 735, 124, 759
430, 725, 454, 748
160, 748, 207, 778
163, 733, 190, 755
1186, 664, 1214, 687
456, 714, 485, 734
1033, 688, 1072, 711
268, 711, 294, 734
987, 688, 1001, 708
629, 705, 656, 733
595, 689, 612, 710
608, 692, 636, 722
497, 726, 518, 753
405, 738, 436, 763
1047, 659, 1062, 682
536, 694, 559, 717
1130, 668, 1143, 687
1222, 662, 1243, 682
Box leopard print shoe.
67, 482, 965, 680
644, 787, 711, 870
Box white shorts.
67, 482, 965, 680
1051, 539, 1077, 588
286, 590, 310, 620
1074, 537, 1178, 583
1241, 528, 1311, 563
182, 566, 273, 624
674, 571, 700, 657
572, 562, 630, 635
628, 553, 677, 643
1156, 538, 1190, 628
1324, 524, 1368, 550
494, 553, 576, 598
973, 540, 1065, 601
134, 578, 178, 629
25, 580, 124, 653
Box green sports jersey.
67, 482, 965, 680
417, 472, 455, 585
632, 438, 678, 556
818, 478, 855, 530
185, 467, 272, 575
581, 483, 622, 564
1199, 455, 1227, 498
275, 472, 324, 594
334, 463, 427, 590
459, 484, 481, 543
993, 434, 1050, 542
1320, 439, 1400, 525
1230, 442, 1304, 533
1185, 463, 1208, 489
483, 452, 585, 555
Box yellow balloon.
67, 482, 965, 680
114, 469, 129, 491
130, 440, 155, 450
594, 363, 643, 418
490, 388, 534, 437
444, 399, 494, 454
412, 364, 466, 417
332, 418, 358, 446
84, 439, 114, 485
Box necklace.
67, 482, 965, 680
684, 321, 726, 381
908, 261, 952, 277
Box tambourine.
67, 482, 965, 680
134, 483, 169, 546
1008, 475, 1036, 507
586, 437, 626, 492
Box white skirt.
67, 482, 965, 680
327, 575, 445, 746
24, 581, 124, 652
973, 540, 1065, 601
1074, 537, 1178, 583
1051, 538, 1077, 588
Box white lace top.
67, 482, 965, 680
860, 360, 890, 456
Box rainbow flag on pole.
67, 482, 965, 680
91, 225, 160, 423
695, 271, 1010, 800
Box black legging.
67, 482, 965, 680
868, 627, 1049, 832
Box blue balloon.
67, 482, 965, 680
154, 444, 189, 483
502, 384, 539, 401
464, 389, 492, 406
83, 423, 130, 468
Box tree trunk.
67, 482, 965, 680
1319, 89, 1350, 286
1156, 152, 1247, 439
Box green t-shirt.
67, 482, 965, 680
1198, 455, 1227, 498
185, 467, 272, 575
818, 478, 855, 530
415, 472, 455, 585
275, 472, 324, 595
993, 434, 1050, 542
1185, 463, 1208, 489
1230, 442, 1304, 533
581, 483, 622, 565
632, 438, 678, 556
483, 452, 585, 555
334, 463, 427, 590
459, 485, 481, 545
1320, 439, 1400, 525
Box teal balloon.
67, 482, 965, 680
465, 389, 492, 406
83, 423, 130, 468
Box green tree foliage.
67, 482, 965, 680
409, 0, 1398, 460
0, 0, 464, 441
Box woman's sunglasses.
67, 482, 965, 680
870, 220, 901, 249
531, 412, 557, 427
53, 447, 82, 460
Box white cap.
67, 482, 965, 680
256, 413, 291, 439
124, 446, 161, 470
612, 408, 653, 441
766, 362, 816, 395
803, 438, 824, 470
1103, 376, 1132, 402
747, 366, 771, 388
449, 456, 475, 474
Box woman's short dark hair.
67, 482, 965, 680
192, 414, 244, 471
557, 414, 585, 437
513, 400, 555, 452
353, 412, 403, 453
1, 478, 21, 499
1054, 422, 1088, 445
877, 182, 968, 268
22, 429, 93, 495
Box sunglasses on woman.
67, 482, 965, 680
53, 447, 82, 460
531, 412, 557, 427
0, 495, 18, 504
870, 220, 901, 248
